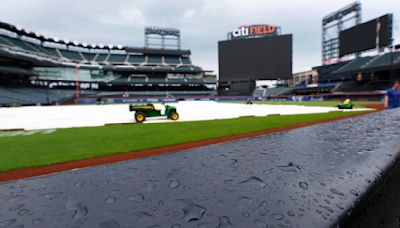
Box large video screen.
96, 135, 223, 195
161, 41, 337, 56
218, 34, 292, 81
339, 14, 392, 57
378, 14, 393, 48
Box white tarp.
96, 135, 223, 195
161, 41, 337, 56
0, 101, 371, 130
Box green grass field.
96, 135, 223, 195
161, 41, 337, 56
221, 100, 381, 107
0, 111, 368, 172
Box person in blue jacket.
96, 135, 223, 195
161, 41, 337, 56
384, 81, 400, 109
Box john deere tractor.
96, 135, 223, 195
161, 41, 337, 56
129, 103, 179, 123
337, 99, 354, 109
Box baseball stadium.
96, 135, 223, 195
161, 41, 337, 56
0, 1, 400, 227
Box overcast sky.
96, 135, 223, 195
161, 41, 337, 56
0, 0, 399, 73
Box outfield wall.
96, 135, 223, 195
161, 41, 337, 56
75, 92, 385, 104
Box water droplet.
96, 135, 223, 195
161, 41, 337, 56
242, 212, 250, 217
254, 201, 268, 216
330, 188, 345, 196
287, 211, 295, 217
17, 209, 30, 216
105, 196, 116, 205
276, 200, 285, 206
98, 219, 121, 228
254, 219, 267, 228
319, 205, 334, 214
132, 211, 154, 223
299, 182, 308, 190
277, 162, 301, 173
350, 189, 359, 196
65, 200, 88, 220
270, 213, 284, 220
240, 176, 266, 188
230, 159, 239, 167
144, 180, 159, 192
128, 193, 144, 203
0, 219, 17, 228
197, 222, 210, 228
217, 216, 233, 228
175, 199, 206, 222
9, 204, 25, 211
41, 192, 62, 200
32, 218, 43, 225
235, 196, 253, 208
168, 178, 180, 189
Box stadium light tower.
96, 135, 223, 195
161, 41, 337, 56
322, 1, 362, 65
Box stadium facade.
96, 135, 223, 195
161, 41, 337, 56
256, 3, 400, 98
0, 22, 216, 106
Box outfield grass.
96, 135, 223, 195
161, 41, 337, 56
221, 100, 381, 107
0, 111, 368, 172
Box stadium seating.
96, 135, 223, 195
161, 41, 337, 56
0, 22, 213, 102
166, 78, 186, 84
81, 52, 97, 62
164, 56, 181, 65
59, 49, 83, 61
334, 81, 372, 92
128, 55, 146, 64
95, 54, 108, 62
108, 54, 127, 63
253, 87, 293, 96
1, 36, 38, 53
0, 87, 76, 105
363, 52, 400, 69
43, 47, 61, 58
252, 88, 265, 96
181, 56, 191, 64
147, 55, 162, 64
335, 57, 374, 74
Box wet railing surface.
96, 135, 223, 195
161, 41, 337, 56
0, 110, 400, 228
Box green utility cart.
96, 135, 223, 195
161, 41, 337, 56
129, 103, 179, 123
337, 99, 354, 109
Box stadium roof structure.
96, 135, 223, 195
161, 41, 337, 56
0, 21, 210, 75
0, 21, 190, 54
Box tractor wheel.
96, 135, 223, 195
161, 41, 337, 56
135, 111, 146, 123
169, 111, 179, 121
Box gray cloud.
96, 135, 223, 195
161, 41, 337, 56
0, 0, 398, 73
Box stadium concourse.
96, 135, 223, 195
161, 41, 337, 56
0, 101, 371, 131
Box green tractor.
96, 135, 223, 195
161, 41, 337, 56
129, 103, 179, 123
337, 99, 354, 109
